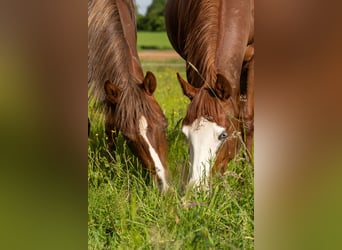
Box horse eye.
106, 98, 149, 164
218, 131, 228, 140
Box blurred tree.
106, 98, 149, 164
137, 0, 166, 31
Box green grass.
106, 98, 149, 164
137, 31, 173, 50
88, 60, 254, 249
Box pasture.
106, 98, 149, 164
137, 31, 173, 50
88, 33, 254, 249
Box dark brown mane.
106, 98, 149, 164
176, 0, 219, 87
88, 0, 142, 104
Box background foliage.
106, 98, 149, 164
136, 0, 167, 31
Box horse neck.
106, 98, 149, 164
181, 0, 251, 90
214, 0, 251, 89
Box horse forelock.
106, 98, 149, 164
106, 84, 166, 139
183, 89, 223, 127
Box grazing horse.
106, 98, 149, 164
165, 0, 254, 187
88, 0, 169, 191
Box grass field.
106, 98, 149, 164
88, 41, 254, 248
137, 31, 173, 50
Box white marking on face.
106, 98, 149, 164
139, 115, 168, 191
182, 117, 226, 187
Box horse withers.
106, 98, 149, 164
88, 0, 169, 191
165, 0, 254, 188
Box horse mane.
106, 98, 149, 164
182, 0, 219, 88
88, 0, 163, 136
88, 0, 140, 104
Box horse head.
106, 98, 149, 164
177, 72, 240, 188
104, 71, 169, 192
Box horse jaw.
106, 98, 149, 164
138, 115, 169, 192
182, 117, 226, 188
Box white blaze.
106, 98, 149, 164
182, 117, 226, 187
139, 116, 168, 191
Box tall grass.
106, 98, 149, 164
88, 59, 254, 249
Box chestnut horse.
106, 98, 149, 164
165, 0, 254, 187
88, 0, 169, 191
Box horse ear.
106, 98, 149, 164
104, 81, 121, 104
143, 71, 157, 95
214, 74, 232, 99
177, 72, 198, 100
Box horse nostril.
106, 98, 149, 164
218, 131, 228, 140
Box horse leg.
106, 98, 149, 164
244, 56, 254, 154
